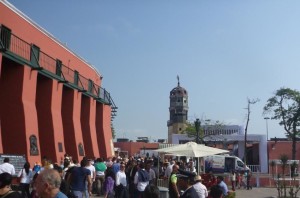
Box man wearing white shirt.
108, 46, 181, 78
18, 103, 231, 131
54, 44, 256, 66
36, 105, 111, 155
146, 163, 156, 185
115, 163, 128, 198
164, 160, 174, 179
85, 159, 96, 198
0, 158, 15, 175
193, 175, 208, 198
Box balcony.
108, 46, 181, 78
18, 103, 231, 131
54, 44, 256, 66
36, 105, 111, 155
0, 25, 117, 119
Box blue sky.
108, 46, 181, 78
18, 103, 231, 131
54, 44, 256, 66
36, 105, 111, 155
8, 0, 300, 141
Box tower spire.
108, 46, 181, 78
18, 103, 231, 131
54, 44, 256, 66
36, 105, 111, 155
177, 75, 180, 86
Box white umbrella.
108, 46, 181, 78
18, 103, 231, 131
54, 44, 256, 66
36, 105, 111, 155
155, 141, 229, 157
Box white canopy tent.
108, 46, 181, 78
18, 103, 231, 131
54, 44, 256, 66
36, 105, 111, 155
156, 142, 229, 157
155, 142, 229, 174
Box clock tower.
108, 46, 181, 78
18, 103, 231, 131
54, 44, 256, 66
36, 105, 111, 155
167, 76, 188, 143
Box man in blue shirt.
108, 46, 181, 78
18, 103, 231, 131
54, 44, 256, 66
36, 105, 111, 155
217, 176, 228, 196
68, 159, 92, 198
112, 158, 120, 175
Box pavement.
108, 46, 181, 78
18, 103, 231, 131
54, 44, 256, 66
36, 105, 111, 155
90, 187, 279, 198
235, 187, 278, 198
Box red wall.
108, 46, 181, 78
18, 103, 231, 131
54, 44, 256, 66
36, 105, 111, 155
0, 2, 102, 84
114, 142, 159, 157
268, 141, 300, 161
96, 104, 113, 158
0, 2, 113, 165
0, 60, 41, 163
36, 75, 66, 162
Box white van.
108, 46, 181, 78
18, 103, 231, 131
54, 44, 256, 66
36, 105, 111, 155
204, 155, 248, 173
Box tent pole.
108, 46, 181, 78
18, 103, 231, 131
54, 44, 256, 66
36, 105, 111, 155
198, 157, 200, 175
203, 157, 205, 174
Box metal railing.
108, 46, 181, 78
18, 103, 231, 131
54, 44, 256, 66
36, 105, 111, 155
78, 74, 89, 91
157, 179, 169, 188
39, 51, 56, 74
0, 25, 117, 114
248, 165, 261, 173
0, 27, 31, 61
61, 64, 75, 83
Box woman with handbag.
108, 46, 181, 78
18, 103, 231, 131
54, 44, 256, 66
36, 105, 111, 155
17, 162, 33, 198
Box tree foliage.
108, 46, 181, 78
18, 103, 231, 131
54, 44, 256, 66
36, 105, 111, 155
184, 119, 224, 144
264, 87, 300, 160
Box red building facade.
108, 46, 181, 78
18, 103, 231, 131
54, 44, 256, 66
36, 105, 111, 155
0, 1, 116, 164
114, 142, 159, 157
268, 140, 300, 161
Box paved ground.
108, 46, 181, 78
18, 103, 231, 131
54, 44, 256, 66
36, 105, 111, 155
90, 188, 279, 198
235, 187, 278, 198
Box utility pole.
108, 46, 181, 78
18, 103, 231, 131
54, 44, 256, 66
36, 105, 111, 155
195, 118, 201, 144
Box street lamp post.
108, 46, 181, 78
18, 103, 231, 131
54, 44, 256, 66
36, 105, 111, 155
194, 118, 201, 173
264, 117, 270, 141
195, 118, 201, 144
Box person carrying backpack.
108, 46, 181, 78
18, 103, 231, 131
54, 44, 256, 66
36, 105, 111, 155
134, 162, 149, 198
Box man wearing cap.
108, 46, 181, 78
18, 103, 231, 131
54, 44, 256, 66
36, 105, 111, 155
177, 170, 198, 198
164, 160, 175, 179
193, 175, 208, 198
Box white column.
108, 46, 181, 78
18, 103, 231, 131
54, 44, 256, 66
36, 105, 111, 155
259, 135, 268, 173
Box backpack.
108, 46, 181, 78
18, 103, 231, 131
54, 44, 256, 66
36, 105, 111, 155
138, 169, 149, 182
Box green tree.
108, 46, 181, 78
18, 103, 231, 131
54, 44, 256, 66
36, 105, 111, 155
280, 154, 289, 197
184, 119, 224, 144
264, 88, 300, 160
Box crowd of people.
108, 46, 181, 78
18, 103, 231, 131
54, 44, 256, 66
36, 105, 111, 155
230, 169, 252, 191
0, 155, 248, 198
